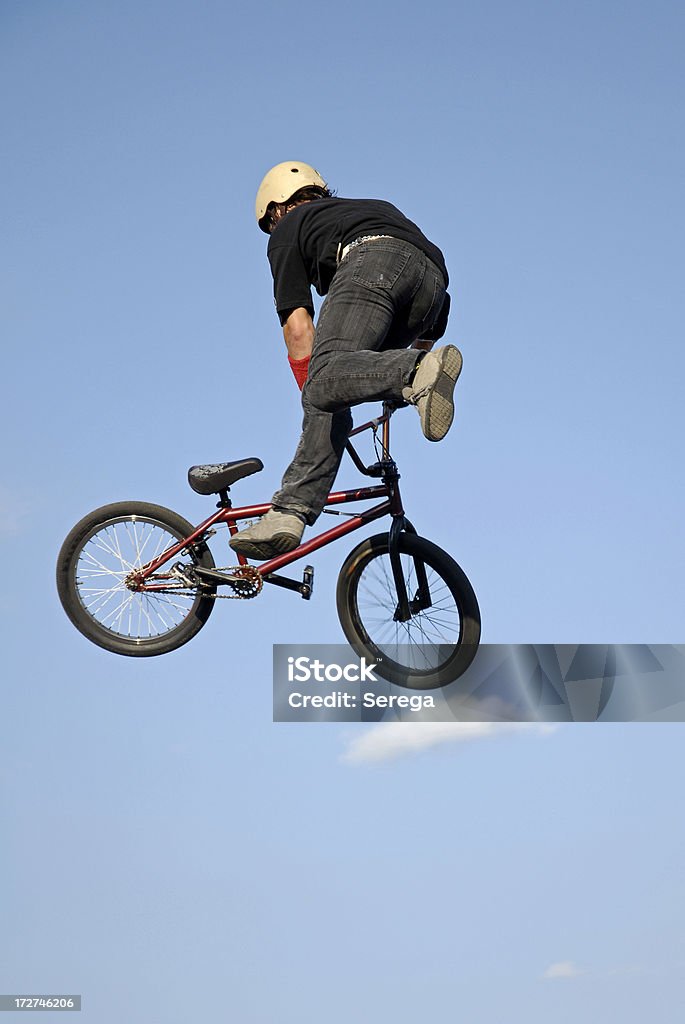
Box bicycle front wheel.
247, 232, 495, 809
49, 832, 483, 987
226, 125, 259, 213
337, 532, 480, 689
57, 501, 216, 657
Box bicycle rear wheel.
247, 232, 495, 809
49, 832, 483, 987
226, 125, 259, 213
337, 532, 480, 689
57, 501, 216, 657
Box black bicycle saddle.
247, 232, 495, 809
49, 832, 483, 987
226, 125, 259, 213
187, 458, 264, 495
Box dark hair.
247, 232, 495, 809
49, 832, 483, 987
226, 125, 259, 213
263, 184, 334, 233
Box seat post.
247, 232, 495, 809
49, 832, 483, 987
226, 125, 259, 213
216, 488, 232, 509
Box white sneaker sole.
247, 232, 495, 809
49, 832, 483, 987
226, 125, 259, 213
420, 345, 462, 441
229, 530, 302, 560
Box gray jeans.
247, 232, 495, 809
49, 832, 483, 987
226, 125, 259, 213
272, 238, 448, 525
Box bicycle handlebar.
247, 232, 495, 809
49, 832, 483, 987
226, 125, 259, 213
346, 400, 407, 475
347, 399, 406, 439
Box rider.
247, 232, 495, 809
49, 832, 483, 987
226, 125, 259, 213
229, 161, 462, 560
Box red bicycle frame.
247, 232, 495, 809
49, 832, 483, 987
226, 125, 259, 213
133, 404, 407, 587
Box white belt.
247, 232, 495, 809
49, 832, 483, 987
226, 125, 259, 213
337, 234, 393, 264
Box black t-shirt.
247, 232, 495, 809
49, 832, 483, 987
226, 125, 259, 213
267, 197, 449, 322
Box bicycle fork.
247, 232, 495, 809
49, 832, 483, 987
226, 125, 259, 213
388, 516, 431, 622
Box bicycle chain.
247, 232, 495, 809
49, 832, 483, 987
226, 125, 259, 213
154, 565, 263, 600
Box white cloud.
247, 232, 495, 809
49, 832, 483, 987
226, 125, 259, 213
543, 961, 585, 980
341, 721, 556, 764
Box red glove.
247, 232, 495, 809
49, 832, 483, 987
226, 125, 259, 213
288, 355, 310, 390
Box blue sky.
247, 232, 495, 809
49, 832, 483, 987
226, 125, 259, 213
2, 1, 684, 1020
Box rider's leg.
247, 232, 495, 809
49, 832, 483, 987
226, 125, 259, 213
304, 240, 437, 413
268, 243, 448, 522
227, 399, 351, 556
229, 242, 451, 556
270, 399, 353, 526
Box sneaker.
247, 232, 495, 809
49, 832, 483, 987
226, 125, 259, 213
402, 344, 463, 441
229, 509, 305, 560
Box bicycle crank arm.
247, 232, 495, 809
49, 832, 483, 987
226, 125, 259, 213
263, 565, 315, 600
192, 566, 254, 586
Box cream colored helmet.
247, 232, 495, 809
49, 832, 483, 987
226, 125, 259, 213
255, 161, 327, 232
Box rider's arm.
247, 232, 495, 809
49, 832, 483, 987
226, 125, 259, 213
283, 307, 314, 359
267, 231, 314, 388
282, 307, 314, 390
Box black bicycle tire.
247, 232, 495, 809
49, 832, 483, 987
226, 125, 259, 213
336, 532, 481, 690
56, 501, 216, 657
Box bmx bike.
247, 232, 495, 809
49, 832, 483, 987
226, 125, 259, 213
57, 402, 480, 690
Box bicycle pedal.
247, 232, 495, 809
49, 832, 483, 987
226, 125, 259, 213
302, 564, 314, 600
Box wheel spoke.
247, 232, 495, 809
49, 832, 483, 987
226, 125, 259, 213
352, 545, 464, 675
74, 515, 206, 641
